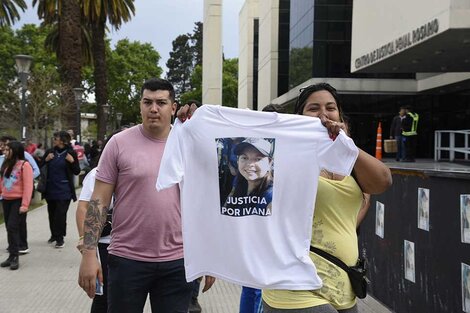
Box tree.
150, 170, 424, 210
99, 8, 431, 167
106, 39, 162, 125
0, 24, 63, 141
33, 0, 82, 132
0, 0, 26, 26
82, 0, 135, 140
222, 58, 238, 107
180, 58, 238, 107
179, 65, 202, 105
166, 22, 203, 98
190, 21, 202, 66
166, 34, 193, 97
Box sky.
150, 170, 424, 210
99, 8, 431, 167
16, 0, 245, 75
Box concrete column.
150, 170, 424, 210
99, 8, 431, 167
203, 0, 223, 105
238, 0, 259, 109
257, 0, 279, 109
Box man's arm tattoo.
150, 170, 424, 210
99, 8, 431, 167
83, 199, 109, 249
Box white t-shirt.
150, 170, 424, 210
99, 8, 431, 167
79, 168, 111, 244
156, 105, 359, 290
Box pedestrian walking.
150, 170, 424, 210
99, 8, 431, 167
0, 141, 33, 270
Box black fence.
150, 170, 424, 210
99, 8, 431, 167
361, 169, 470, 313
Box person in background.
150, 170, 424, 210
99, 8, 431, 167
24, 138, 37, 155
401, 106, 419, 162
389, 107, 406, 161
33, 143, 46, 163
262, 83, 391, 313
40, 131, 80, 248
0, 141, 33, 270
0, 135, 40, 254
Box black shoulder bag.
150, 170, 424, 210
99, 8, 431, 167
310, 246, 369, 299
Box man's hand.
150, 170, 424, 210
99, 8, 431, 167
176, 103, 199, 122
78, 249, 102, 298
202, 275, 216, 293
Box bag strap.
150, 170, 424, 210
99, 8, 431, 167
310, 246, 351, 274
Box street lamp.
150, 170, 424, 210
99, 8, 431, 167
14, 54, 33, 141
73, 87, 84, 144
116, 112, 123, 129
102, 103, 110, 138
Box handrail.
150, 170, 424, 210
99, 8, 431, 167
434, 130, 470, 161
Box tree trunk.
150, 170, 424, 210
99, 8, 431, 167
58, 0, 82, 135
92, 20, 108, 141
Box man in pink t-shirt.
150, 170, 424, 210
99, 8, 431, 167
78, 78, 214, 312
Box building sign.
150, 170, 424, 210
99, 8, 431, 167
354, 18, 439, 70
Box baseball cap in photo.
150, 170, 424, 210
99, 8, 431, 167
234, 138, 273, 158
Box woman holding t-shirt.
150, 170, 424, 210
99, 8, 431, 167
262, 83, 392, 313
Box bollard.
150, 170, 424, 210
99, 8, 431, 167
375, 122, 383, 160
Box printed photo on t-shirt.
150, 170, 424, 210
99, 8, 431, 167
216, 137, 275, 217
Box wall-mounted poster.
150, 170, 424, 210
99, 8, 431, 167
462, 195, 470, 244
375, 201, 384, 238
462, 263, 470, 312
404, 240, 415, 283
417, 188, 430, 231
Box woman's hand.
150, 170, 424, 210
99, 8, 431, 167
45, 152, 54, 162
319, 114, 347, 140
65, 153, 74, 163
19, 206, 28, 214
176, 103, 199, 122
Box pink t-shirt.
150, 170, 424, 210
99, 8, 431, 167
96, 125, 183, 262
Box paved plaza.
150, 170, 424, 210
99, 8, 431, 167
0, 198, 391, 313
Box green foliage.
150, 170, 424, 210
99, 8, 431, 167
166, 22, 203, 98
107, 38, 162, 125
0, 24, 61, 140
180, 58, 238, 107
166, 34, 193, 97
180, 65, 202, 105
0, 0, 27, 27
222, 58, 238, 108
289, 46, 313, 89
191, 21, 202, 66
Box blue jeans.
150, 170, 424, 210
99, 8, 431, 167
90, 242, 109, 313
240, 286, 263, 313
107, 255, 192, 313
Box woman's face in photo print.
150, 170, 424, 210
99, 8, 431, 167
237, 146, 272, 182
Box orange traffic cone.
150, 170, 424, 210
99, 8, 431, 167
375, 122, 383, 160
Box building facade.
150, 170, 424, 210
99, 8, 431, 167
237, 0, 470, 158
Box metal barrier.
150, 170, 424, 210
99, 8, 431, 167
434, 130, 470, 161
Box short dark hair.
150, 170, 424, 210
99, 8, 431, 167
294, 83, 343, 120
140, 78, 175, 102
262, 104, 286, 113
0, 141, 25, 177
53, 130, 72, 145
0, 135, 17, 143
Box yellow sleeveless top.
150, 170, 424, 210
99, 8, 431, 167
262, 176, 363, 310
